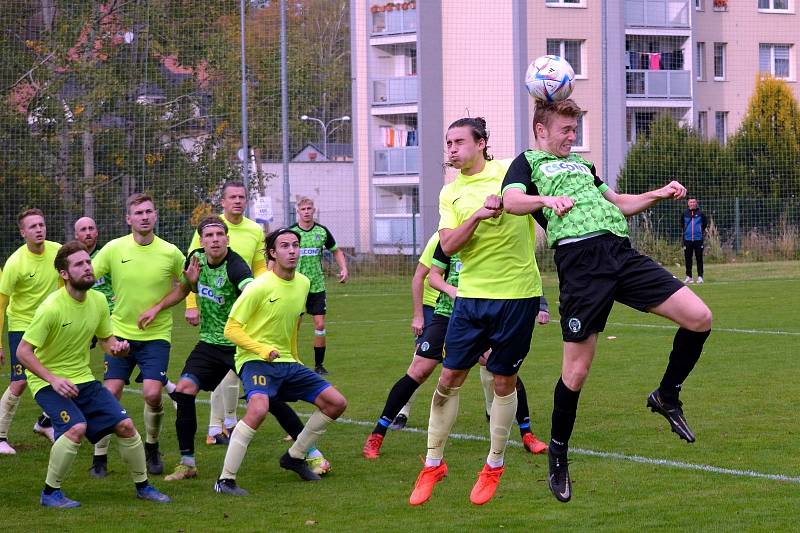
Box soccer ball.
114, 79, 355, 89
525, 55, 575, 102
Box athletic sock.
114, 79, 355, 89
45, 435, 81, 489
373, 374, 421, 436
94, 434, 112, 458
208, 383, 225, 433
117, 431, 147, 484
0, 388, 21, 439
479, 366, 495, 416
487, 389, 517, 468
270, 400, 304, 440
222, 370, 240, 426
174, 392, 197, 457
289, 410, 334, 459
143, 402, 164, 444
43, 484, 58, 495
515, 377, 532, 437
659, 328, 711, 403
221, 421, 257, 480
550, 377, 581, 455
425, 384, 460, 465
164, 381, 177, 394
38, 413, 53, 428
314, 346, 326, 367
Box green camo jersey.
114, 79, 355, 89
430, 242, 461, 318
501, 150, 629, 248
289, 222, 337, 294
90, 247, 115, 311
186, 248, 254, 346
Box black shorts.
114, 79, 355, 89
306, 291, 327, 316
415, 313, 449, 361
555, 233, 684, 342
180, 341, 237, 392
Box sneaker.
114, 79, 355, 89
34, 422, 55, 443
164, 463, 197, 481
683, 276, 693, 284
469, 464, 504, 505
409, 461, 448, 506
306, 455, 331, 475
214, 478, 248, 496
314, 365, 329, 376
522, 433, 548, 454
40, 489, 80, 508
647, 389, 696, 443
279, 451, 322, 481
0, 440, 16, 455
362, 433, 384, 460
136, 484, 171, 503
389, 413, 408, 431
205, 433, 230, 446
88, 459, 108, 479
145, 445, 164, 475
547, 448, 572, 503
696, 276, 704, 284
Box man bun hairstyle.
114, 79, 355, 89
447, 116, 493, 161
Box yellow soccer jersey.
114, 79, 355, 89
0, 241, 61, 330
438, 159, 542, 299
418, 233, 440, 308
228, 270, 310, 371
23, 288, 113, 397
92, 234, 184, 342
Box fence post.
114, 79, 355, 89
412, 208, 418, 257
734, 197, 741, 254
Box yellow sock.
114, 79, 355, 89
0, 388, 21, 439
221, 421, 256, 480
479, 366, 495, 415
117, 431, 147, 484
46, 435, 81, 488
143, 403, 164, 444
288, 411, 334, 459
425, 384, 460, 464
487, 389, 517, 467
94, 433, 112, 456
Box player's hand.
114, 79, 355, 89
108, 339, 130, 358
185, 308, 200, 327
656, 180, 687, 200
266, 350, 279, 362
411, 314, 424, 337
338, 268, 349, 283
137, 307, 160, 330
543, 196, 574, 217
537, 310, 550, 325
445, 285, 457, 300
50, 377, 79, 399
0, 347, 4, 366
184, 255, 201, 285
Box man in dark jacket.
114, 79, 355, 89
681, 198, 708, 284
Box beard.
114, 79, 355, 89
70, 275, 96, 291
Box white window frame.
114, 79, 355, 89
713, 43, 726, 80
695, 0, 705, 10
696, 42, 706, 81
760, 43, 793, 79
758, 0, 793, 13
544, 0, 587, 7
715, 111, 728, 143
546, 39, 586, 78
572, 113, 588, 152
697, 111, 707, 138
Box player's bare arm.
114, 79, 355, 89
410, 263, 429, 337
439, 194, 503, 255
428, 264, 456, 301
502, 188, 574, 217
602, 180, 687, 217
332, 248, 349, 283
137, 280, 192, 330
16, 339, 79, 398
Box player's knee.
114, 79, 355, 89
65, 423, 86, 442
407, 359, 436, 382
114, 418, 136, 438
493, 374, 517, 396
246, 397, 269, 422
176, 379, 198, 395
143, 391, 163, 408
693, 305, 713, 331
562, 367, 589, 390
322, 390, 347, 418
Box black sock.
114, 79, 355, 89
659, 328, 711, 403
135, 480, 149, 490
515, 377, 532, 437
92, 454, 107, 465
43, 484, 58, 495
373, 374, 420, 436
144, 441, 158, 454
314, 346, 326, 367
550, 377, 581, 455
38, 413, 52, 428
174, 392, 197, 457
270, 400, 304, 440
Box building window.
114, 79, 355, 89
758, 0, 790, 11
712, 0, 728, 10
695, 0, 704, 9
715, 111, 728, 143
546, 39, 583, 76
545, 0, 585, 6
713, 43, 726, 80
696, 42, 706, 81
759, 44, 791, 78
572, 113, 587, 151
697, 111, 707, 138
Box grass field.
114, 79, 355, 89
2, 261, 798, 532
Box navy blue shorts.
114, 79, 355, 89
415, 304, 436, 344
104, 339, 170, 384
8, 331, 26, 381
239, 361, 331, 404
34, 381, 129, 443
443, 297, 540, 376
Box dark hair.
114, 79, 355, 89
54, 240, 88, 272
126, 192, 154, 213
197, 215, 228, 238
18, 208, 44, 229
532, 99, 582, 139
221, 181, 246, 198
447, 117, 493, 161
265, 227, 301, 261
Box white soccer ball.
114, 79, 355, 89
525, 55, 575, 102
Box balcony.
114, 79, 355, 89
626, 0, 689, 28
371, 6, 417, 36
626, 70, 691, 98
373, 76, 418, 106
374, 213, 421, 246
374, 147, 419, 175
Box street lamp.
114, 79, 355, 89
300, 114, 350, 160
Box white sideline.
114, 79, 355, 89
124, 387, 800, 484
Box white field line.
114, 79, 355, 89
124, 387, 800, 484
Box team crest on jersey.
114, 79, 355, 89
540, 161, 592, 178
454, 261, 463, 273
198, 283, 224, 304
568, 317, 582, 333
94, 276, 105, 287
215, 276, 225, 288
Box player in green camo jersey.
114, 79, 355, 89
74, 217, 114, 311
289, 197, 348, 375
